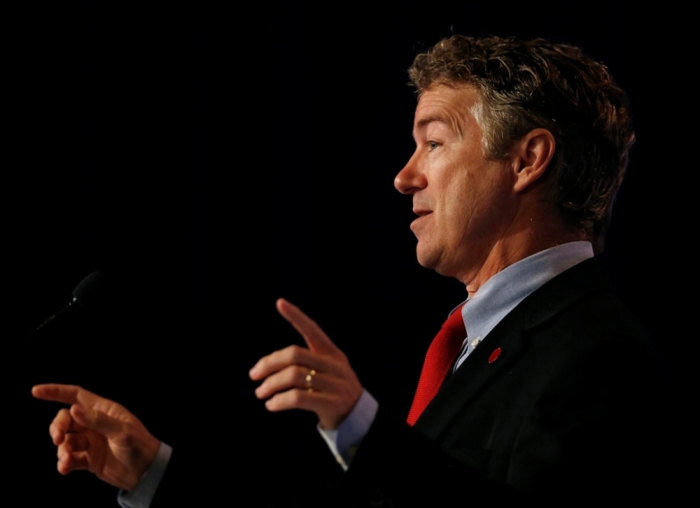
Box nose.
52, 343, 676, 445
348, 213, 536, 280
394, 151, 426, 195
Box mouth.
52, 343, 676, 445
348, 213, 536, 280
412, 207, 432, 217
410, 209, 432, 231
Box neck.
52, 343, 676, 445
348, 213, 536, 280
461, 216, 587, 297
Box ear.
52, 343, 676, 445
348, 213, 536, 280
511, 128, 555, 193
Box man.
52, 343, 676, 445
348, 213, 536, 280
33, 35, 674, 506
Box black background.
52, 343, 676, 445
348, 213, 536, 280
9, 2, 694, 505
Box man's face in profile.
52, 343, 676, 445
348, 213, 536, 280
394, 85, 517, 283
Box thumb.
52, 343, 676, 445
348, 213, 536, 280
71, 404, 125, 437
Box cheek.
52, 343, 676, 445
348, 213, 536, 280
444, 179, 475, 217
440, 194, 473, 243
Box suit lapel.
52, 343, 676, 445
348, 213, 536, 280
414, 257, 612, 440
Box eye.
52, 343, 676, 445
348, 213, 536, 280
428, 140, 440, 151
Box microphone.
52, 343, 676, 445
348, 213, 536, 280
33, 271, 105, 333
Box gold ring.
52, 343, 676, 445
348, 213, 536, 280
305, 369, 316, 391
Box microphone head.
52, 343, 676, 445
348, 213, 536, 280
71, 271, 105, 308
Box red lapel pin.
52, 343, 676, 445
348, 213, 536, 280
488, 347, 502, 364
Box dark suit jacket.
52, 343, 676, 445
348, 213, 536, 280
333, 258, 676, 506
149, 258, 676, 507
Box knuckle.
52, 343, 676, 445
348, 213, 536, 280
257, 375, 273, 391
266, 394, 283, 411
57, 444, 69, 458
54, 408, 70, 422
50, 427, 65, 444
257, 354, 272, 367
119, 432, 138, 448
288, 389, 305, 406
287, 345, 306, 361
278, 368, 296, 386
293, 365, 309, 380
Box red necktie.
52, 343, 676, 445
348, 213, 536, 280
406, 304, 466, 426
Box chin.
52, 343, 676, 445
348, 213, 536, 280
415, 246, 440, 271
416, 246, 461, 279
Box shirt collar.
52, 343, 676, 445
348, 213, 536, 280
454, 241, 594, 369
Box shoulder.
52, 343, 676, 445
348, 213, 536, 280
520, 257, 651, 347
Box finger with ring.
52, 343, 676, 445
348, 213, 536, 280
305, 369, 316, 391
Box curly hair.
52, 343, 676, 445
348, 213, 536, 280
409, 36, 635, 252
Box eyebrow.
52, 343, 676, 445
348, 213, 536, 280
414, 115, 463, 138
416, 115, 449, 130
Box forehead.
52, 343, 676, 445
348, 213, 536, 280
413, 85, 481, 137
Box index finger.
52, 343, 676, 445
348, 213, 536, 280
32, 384, 97, 406
276, 299, 340, 355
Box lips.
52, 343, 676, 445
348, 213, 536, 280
410, 209, 432, 232
412, 207, 432, 217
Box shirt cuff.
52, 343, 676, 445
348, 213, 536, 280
317, 390, 378, 470
117, 441, 173, 508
